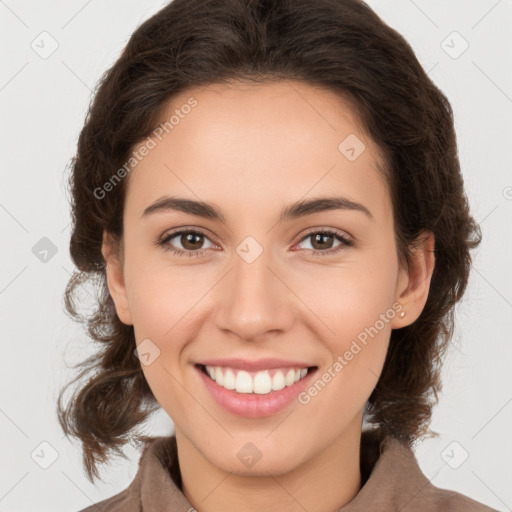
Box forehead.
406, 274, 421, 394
125, 80, 391, 224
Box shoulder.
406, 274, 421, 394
364, 431, 498, 512
73, 438, 162, 512
74, 486, 134, 512
420, 484, 498, 512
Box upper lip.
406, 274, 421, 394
197, 358, 316, 372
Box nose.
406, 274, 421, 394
213, 245, 296, 342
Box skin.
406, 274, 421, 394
102, 80, 435, 512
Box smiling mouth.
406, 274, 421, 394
197, 363, 318, 395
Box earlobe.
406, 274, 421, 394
101, 231, 133, 326
391, 231, 435, 329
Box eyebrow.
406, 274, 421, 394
141, 195, 374, 223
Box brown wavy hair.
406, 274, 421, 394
57, 0, 482, 483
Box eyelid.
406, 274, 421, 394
160, 225, 218, 242
295, 226, 354, 245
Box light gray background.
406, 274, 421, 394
1, 1, 511, 511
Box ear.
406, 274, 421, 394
391, 230, 435, 329
101, 230, 133, 326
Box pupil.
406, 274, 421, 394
313, 233, 332, 250
183, 233, 203, 250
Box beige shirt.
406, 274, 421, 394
77, 428, 497, 511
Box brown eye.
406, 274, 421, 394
159, 229, 216, 256
296, 230, 353, 256
310, 233, 336, 250
180, 232, 205, 251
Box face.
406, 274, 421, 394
103, 80, 418, 476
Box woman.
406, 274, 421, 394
57, 0, 495, 510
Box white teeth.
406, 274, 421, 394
271, 371, 285, 391
204, 365, 311, 395
215, 367, 224, 386
253, 371, 272, 394
284, 369, 296, 386
223, 369, 236, 390
235, 370, 253, 393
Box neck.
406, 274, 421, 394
175, 416, 363, 512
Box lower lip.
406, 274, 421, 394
195, 365, 317, 418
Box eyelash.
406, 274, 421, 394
156, 226, 354, 258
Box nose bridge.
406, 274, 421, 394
214, 239, 294, 341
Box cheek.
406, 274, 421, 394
297, 256, 398, 341
129, 273, 192, 417
294, 252, 398, 389
125, 253, 207, 338
124, 260, 209, 402
297, 275, 396, 422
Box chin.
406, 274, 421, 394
202, 438, 306, 477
